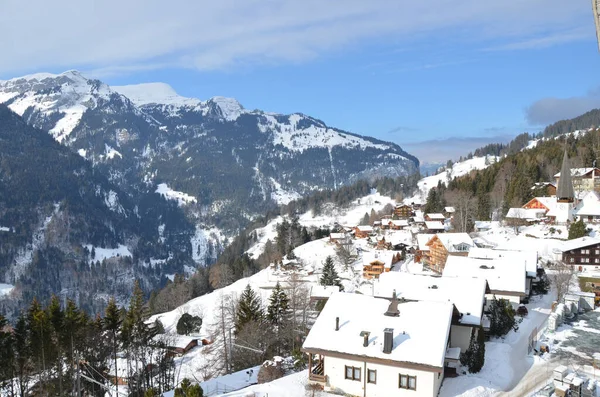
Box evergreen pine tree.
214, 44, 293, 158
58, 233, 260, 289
460, 327, 485, 373
0, 314, 13, 391
235, 284, 263, 335
104, 297, 122, 388
320, 256, 344, 291
266, 282, 289, 326
568, 219, 588, 240
488, 296, 517, 337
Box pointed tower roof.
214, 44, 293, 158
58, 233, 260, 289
556, 148, 575, 202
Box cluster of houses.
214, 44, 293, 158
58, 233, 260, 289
507, 151, 600, 225
303, 238, 542, 396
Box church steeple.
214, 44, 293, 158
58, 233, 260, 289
556, 148, 575, 203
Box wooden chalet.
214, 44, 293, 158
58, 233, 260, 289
353, 225, 373, 239
522, 197, 555, 214
560, 237, 600, 270
394, 204, 413, 218
362, 251, 401, 279
425, 233, 473, 273
415, 234, 434, 264
153, 334, 199, 357
554, 167, 600, 193
425, 213, 446, 222
531, 182, 556, 196
376, 237, 392, 250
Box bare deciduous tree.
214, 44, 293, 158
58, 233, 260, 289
448, 191, 475, 232
551, 263, 575, 303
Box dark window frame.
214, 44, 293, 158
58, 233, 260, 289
367, 369, 377, 384
399, 374, 417, 390
345, 365, 361, 381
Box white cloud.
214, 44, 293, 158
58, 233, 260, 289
0, 0, 591, 76
526, 88, 600, 126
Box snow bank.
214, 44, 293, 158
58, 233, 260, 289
0, 283, 14, 297
155, 183, 197, 206
86, 244, 132, 264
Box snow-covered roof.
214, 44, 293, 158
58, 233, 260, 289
426, 213, 445, 220
444, 207, 456, 213
430, 233, 474, 253
425, 221, 445, 230
554, 167, 600, 178
573, 191, 600, 217
388, 219, 409, 227
528, 197, 557, 211
330, 233, 347, 239
302, 293, 453, 369
474, 221, 493, 230
310, 285, 341, 299
506, 208, 546, 220
387, 230, 414, 246
374, 272, 487, 326
362, 251, 398, 269
413, 210, 425, 223
559, 236, 600, 252
468, 247, 538, 278
356, 225, 374, 232
416, 234, 435, 251
443, 256, 526, 295
153, 334, 198, 350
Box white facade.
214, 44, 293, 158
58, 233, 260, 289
554, 201, 574, 224
323, 355, 443, 397
450, 326, 473, 353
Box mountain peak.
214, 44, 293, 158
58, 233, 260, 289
207, 96, 245, 121
112, 82, 201, 107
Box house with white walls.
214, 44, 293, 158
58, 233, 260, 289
443, 256, 527, 307
373, 272, 488, 353
302, 293, 454, 397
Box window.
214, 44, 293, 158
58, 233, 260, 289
570, 258, 575, 263
367, 369, 376, 384
595, 250, 599, 255
595, 258, 599, 263
345, 366, 361, 381
399, 374, 417, 390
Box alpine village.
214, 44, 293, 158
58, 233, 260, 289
3, 3, 600, 397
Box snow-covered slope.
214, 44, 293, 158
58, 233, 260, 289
0, 71, 116, 142
406, 155, 499, 204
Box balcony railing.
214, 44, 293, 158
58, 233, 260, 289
309, 362, 326, 382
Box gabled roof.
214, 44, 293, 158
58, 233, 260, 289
416, 234, 435, 251
444, 206, 456, 213
426, 213, 445, 220
559, 236, 600, 252
374, 272, 487, 326
506, 208, 546, 220
427, 233, 474, 252
356, 225, 373, 232
554, 167, 600, 178
387, 230, 414, 246
153, 334, 198, 350
362, 250, 399, 269
523, 197, 556, 211
573, 191, 600, 217
389, 219, 409, 227
330, 233, 347, 239
469, 247, 538, 278
425, 221, 445, 230
302, 293, 453, 369
443, 256, 526, 295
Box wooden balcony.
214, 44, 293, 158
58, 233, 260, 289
308, 354, 326, 383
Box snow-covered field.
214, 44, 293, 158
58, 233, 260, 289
405, 155, 498, 205
85, 244, 132, 264
0, 283, 14, 297
156, 183, 198, 205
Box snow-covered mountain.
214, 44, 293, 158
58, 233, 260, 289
0, 70, 418, 268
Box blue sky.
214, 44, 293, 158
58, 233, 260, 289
1, 0, 599, 163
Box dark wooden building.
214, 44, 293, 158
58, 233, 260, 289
560, 237, 600, 269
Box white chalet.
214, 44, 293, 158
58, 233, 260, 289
303, 293, 453, 397
573, 191, 600, 223
468, 247, 538, 294
374, 272, 488, 353
443, 256, 527, 307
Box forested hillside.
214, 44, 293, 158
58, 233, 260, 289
0, 105, 197, 317
423, 129, 600, 231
